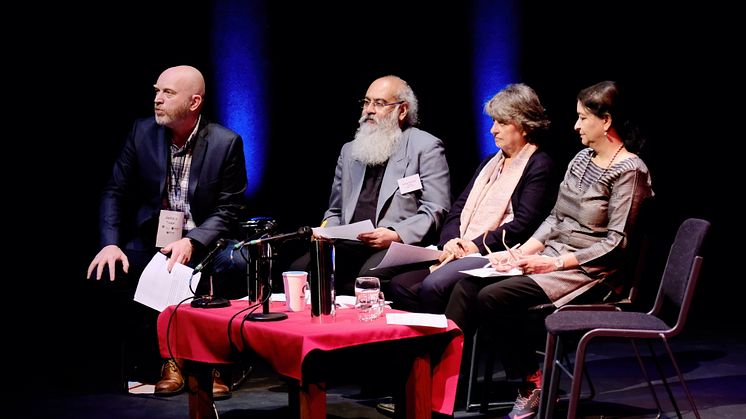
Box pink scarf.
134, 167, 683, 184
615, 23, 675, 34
459, 143, 537, 240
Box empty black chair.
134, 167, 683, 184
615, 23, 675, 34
539, 217, 709, 419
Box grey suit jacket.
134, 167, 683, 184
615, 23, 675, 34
323, 127, 451, 245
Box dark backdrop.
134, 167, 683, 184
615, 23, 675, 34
11, 1, 739, 394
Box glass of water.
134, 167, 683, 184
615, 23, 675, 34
354, 276, 385, 321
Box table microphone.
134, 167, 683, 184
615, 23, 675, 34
248, 226, 312, 246
193, 239, 227, 275
233, 226, 312, 249
191, 277, 230, 308
191, 239, 231, 308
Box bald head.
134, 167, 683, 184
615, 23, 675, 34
154, 65, 205, 135
158, 65, 205, 98
365, 75, 419, 127
368, 76, 405, 96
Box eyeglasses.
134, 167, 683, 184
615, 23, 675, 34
360, 98, 405, 110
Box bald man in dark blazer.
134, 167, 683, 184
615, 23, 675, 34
87, 65, 245, 398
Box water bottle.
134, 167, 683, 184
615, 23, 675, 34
309, 238, 335, 319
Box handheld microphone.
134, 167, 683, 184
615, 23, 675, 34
192, 238, 227, 275
245, 226, 313, 246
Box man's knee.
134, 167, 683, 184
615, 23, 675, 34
212, 241, 247, 274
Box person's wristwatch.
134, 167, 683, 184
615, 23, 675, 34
554, 257, 564, 270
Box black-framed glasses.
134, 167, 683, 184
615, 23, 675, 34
359, 98, 405, 110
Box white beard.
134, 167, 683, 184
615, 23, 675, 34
350, 112, 402, 166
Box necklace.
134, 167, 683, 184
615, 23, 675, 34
576, 144, 624, 190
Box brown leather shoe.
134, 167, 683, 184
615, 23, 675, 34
212, 369, 231, 400
154, 359, 184, 396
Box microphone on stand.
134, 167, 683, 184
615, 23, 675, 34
234, 226, 312, 250
244, 226, 313, 322
193, 239, 227, 275
191, 239, 231, 308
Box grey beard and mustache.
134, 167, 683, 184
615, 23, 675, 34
350, 112, 403, 166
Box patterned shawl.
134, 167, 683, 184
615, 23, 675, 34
459, 143, 537, 240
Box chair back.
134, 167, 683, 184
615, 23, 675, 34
605, 196, 656, 306
650, 218, 710, 332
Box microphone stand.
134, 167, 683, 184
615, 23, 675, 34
191, 276, 231, 308
191, 240, 231, 308
245, 241, 287, 321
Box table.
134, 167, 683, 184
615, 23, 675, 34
157, 301, 463, 419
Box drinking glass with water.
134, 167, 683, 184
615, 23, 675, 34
354, 276, 385, 321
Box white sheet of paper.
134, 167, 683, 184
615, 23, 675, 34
266, 294, 378, 310
334, 294, 392, 307
371, 242, 443, 269
134, 252, 200, 312
460, 266, 523, 277
269, 293, 286, 302
128, 381, 155, 395
386, 312, 448, 328
334, 295, 357, 308
312, 219, 375, 240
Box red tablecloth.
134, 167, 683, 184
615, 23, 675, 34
158, 301, 463, 414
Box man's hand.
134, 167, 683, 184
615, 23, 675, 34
87, 244, 128, 281
357, 227, 401, 249
160, 238, 194, 272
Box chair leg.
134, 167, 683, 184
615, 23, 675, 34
230, 364, 253, 390
659, 336, 701, 419
631, 339, 664, 417
647, 339, 683, 418
465, 330, 479, 412
552, 351, 596, 402
538, 333, 561, 419
480, 346, 496, 413
464, 328, 520, 413
566, 335, 593, 419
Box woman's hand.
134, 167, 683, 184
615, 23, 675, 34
511, 255, 556, 275
488, 250, 516, 272
442, 238, 478, 258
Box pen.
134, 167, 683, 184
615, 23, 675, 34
506, 243, 520, 261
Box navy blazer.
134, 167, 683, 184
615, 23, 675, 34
438, 150, 558, 254
99, 117, 247, 250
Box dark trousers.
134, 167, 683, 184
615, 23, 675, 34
389, 256, 488, 313
445, 275, 551, 380
88, 245, 246, 387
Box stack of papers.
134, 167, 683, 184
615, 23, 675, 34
312, 220, 375, 240
372, 242, 443, 269
134, 253, 200, 312
386, 313, 448, 328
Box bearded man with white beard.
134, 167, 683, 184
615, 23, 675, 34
318, 75, 451, 295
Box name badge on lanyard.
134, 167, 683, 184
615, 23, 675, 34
156, 210, 184, 247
